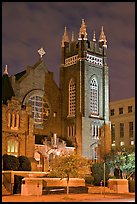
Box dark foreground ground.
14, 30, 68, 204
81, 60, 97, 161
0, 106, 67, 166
2, 192, 135, 202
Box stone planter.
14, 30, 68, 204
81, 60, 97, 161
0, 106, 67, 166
108, 179, 129, 193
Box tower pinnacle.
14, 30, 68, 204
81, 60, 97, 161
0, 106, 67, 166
99, 26, 107, 43
71, 31, 75, 42
4, 65, 8, 75
93, 31, 96, 42
61, 26, 69, 47
78, 19, 87, 40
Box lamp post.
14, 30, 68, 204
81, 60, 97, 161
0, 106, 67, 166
103, 160, 106, 197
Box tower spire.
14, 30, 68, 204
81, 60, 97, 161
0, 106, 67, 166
78, 18, 87, 40
61, 26, 69, 47
3, 65, 8, 75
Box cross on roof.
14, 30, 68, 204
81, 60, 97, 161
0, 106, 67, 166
38, 48, 45, 58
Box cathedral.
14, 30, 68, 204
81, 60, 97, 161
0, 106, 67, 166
2, 19, 111, 171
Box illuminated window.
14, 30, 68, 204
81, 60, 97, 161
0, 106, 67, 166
69, 79, 76, 116
120, 141, 124, 146
90, 77, 98, 115
8, 112, 20, 129
131, 141, 134, 145
7, 139, 19, 157
112, 142, 116, 147
28, 95, 50, 128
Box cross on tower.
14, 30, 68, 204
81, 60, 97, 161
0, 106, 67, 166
38, 48, 45, 58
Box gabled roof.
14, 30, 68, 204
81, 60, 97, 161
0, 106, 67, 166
15, 70, 26, 80
14, 58, 48, 82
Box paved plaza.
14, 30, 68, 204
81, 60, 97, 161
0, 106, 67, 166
2, 193, 135, 202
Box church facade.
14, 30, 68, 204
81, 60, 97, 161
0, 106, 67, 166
2, 19, 111, 170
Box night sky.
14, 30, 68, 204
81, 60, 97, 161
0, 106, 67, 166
2, 2, 135, 102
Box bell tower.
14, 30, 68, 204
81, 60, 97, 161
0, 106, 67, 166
60, 19, 111, 161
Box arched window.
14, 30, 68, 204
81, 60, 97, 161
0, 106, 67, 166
28, 95, 50, 128
69, 79, 76, 116
90, 143, 98, 161
90, 77, 98, 115
7, 139, 19, 157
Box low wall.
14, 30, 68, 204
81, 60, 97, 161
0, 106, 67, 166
21, 177, 85, 196
2, 171, 49, 195
43, 178, 85, 187
21, 178, 43, 196
108, 179, 129, 193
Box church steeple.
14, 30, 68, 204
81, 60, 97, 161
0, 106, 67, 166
61, 26, 69, 47
78, 19, 87, 40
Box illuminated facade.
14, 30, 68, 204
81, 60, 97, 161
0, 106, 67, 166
2, 19, 112, 170
109, 97, 135, 149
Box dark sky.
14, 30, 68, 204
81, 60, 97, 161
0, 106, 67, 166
2, 2, 135, 102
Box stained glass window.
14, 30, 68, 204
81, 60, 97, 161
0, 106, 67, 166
28, 95, 50, 128
7, 139, 19, 157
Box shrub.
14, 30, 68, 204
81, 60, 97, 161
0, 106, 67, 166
84, 175, 94, 185
91, 162, 110, 186
2, 154, 19, 171
13, 175, 24, 194
18, 155, 31, 171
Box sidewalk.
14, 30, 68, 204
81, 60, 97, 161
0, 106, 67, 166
2, 193, 135, 202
